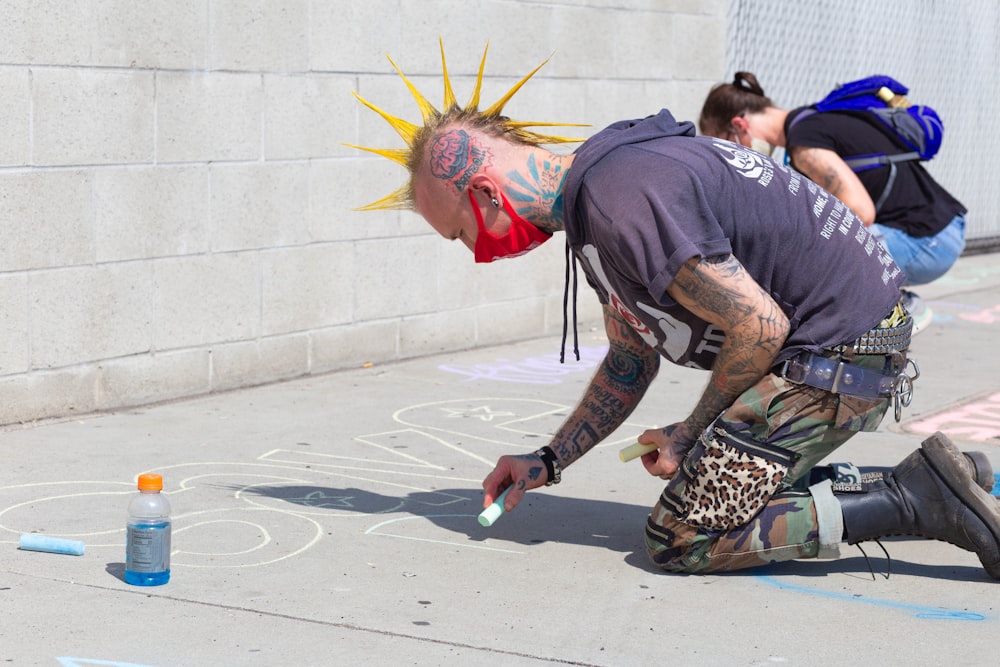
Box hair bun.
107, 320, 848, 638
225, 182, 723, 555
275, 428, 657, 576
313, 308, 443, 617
733, 71, 765, 97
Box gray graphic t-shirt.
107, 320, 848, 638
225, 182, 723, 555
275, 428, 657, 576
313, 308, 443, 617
563, 110, 903, 371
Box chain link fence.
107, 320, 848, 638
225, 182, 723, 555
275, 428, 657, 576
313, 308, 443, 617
727, 0, 1000, 250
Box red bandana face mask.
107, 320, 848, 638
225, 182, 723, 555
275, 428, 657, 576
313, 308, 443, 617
469, 190, 552, 263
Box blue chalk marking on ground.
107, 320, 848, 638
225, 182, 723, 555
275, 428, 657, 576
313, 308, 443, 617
57, 658, 158, 667
757, 575, 986, 621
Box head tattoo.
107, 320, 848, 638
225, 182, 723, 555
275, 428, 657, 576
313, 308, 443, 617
346, 39, 586, 211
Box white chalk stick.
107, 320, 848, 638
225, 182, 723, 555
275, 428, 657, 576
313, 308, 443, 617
478, 486, 514, 527
619, 442, 658, 462
19, 533, 85, 556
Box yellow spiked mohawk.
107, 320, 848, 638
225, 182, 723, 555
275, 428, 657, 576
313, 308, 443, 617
347, 39, 588, 211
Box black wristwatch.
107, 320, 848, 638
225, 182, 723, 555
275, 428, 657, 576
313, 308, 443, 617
535, 446, 562, 486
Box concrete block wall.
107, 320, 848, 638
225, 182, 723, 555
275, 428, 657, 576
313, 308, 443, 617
0, 0, 727, 426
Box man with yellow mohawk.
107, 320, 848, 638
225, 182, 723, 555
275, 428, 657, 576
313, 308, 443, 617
351, 41, 1000, 580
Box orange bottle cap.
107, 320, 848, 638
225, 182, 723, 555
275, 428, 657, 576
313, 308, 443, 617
137, 473, 163, 491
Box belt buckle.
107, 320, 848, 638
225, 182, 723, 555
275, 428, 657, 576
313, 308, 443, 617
779, 355, 810, 384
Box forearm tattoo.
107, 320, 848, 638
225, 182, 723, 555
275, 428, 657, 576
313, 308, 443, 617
791, 147, 844, 198
551, 310, 659, 466
673, 255, 789, 434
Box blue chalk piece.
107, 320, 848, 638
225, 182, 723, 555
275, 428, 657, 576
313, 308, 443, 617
19, 533, 86, 556
478, 486, 513, 527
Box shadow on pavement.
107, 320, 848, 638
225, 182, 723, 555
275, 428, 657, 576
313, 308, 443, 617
229, 483, 998, 583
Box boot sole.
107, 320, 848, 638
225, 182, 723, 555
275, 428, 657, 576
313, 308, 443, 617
965, 451, 995, 493
921, 432, 1000, 579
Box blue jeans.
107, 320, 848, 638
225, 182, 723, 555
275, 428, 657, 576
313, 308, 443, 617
871, 214, 966, 286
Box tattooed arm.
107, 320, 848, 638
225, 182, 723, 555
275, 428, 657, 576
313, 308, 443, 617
482, 303, 660, 509
788, 145, 876, 224
639, 253, 790, 478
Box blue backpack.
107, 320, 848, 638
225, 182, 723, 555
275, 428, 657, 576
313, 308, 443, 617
788, 75, 944, 210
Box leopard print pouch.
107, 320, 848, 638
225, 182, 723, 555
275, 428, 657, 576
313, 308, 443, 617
662, 425, 800, 532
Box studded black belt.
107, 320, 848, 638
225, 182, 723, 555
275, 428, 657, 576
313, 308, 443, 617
844, 317, 913, 355
837, 300, 913, 355
778, 352, 897, 400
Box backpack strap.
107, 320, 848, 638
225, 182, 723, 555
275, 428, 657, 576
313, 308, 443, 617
843, 152, 921, 171
842, 152, 920, 213
788, 107, 922, 214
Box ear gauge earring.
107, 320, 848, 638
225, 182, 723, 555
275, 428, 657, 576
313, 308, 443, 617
491, 197, 501, 208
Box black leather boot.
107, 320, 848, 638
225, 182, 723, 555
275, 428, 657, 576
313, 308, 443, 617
837, 432, 1000, 580
863, 450, 994, 492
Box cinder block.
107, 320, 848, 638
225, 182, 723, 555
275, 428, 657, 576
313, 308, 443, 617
310, 0, 402, 72
0, 1, 90, 64
0, 275, 29, 374
211, 163, 311, 251
157, 71, 262, 163
261, 244, 355, 336
672, 14, 726, 80
263, 74, 356, 159
94, 166, 211, 262
97, 348, 211, 410
310, 159, 406, 242
0, 68, 30, 166
0, 366, 99, 426
32, 68, 154, 166
209, 0, 310, 71
210, 335, 310, 392
92, 0, 208, 69
30, 264, 153, 369
611, 11, 674, 80
0, 170, 93, 271
353, 235, 442, 320
150, 254, 260, 350
310, 319, 400, 372
475, 298, 549, 347
432, 243, 492, 310
399, 309, 478, 359
465, 240, 564, 305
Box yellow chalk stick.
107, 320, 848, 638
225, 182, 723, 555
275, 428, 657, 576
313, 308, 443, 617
619, 442, 658, 462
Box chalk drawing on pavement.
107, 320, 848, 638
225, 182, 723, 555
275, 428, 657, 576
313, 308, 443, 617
900, 390, 1000, 442
2, 393, 992, 623
1, 397, 645, 570
757, 576, 986, 621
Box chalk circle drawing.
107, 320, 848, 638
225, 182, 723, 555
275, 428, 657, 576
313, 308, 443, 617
1, 398, 629, 569
437, 345, 607, 384
0, 475, 324, 569
5, 396, 987, 622
901, 390, 1000, 442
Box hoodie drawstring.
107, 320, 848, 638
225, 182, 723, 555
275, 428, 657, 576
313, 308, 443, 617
560, 240, 580, 363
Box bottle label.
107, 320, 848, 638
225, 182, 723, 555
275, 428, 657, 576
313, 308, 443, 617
126, 522, 171, 573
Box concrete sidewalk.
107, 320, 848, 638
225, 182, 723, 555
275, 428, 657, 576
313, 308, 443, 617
3, 253, 1000, 666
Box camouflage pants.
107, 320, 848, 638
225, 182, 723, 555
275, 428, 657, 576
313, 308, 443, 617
645, 361, 892, 574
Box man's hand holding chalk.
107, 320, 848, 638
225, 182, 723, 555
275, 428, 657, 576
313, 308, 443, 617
619, 441, 658, 462
478, 485, 513, 527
